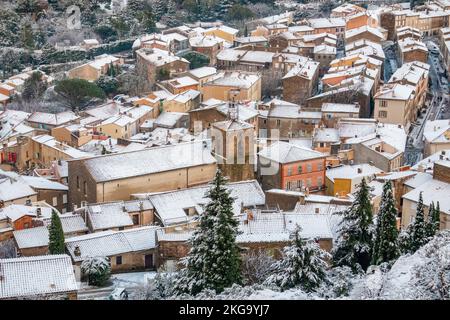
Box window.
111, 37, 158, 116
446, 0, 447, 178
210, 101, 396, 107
276, 119, 281, 127
297, 180, 303, 189
297, 165, 302, 174
116, 256, 122, 265
306, 178, 312, 187
318, 162, 323, 171
327, 114, 332, 119
76, 176, 80, 189
83, 181, 87, 196
52, 197, 57, 206
317, 176, 323, 187
132, 215, 139, 225
24, 223, 29, 229
380, 100, 387, 108
286, 181, 292, 190
287, 167, 293, 176
63, 194, 67, 204
62, 208, 67, 214
307, 163, 312, 173
378, 111, 387, 118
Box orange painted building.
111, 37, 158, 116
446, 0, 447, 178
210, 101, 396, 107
258, 141, 326, 191
11, 215, 34, 230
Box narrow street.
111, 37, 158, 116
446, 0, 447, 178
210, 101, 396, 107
404, 39, 449, 166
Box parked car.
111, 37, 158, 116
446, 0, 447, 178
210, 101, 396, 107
108, 288, 129, 300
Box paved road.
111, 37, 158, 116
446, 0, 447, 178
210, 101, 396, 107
404, 39, 449, 165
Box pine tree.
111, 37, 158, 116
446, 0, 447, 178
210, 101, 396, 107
265, 225, 330, 292
405, 192, 429, 253
371, 181, 399, 265
333, 178, 374, 272
173, 169, 242, 295
48, 210, 65, 254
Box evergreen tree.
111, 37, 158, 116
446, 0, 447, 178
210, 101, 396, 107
333, 178, 373, 272
405, 192, 429, 253
152, 0, 167, 20
48, 210, 65, 254
371, 181, 399, 265
174, 169, 242, 295
22, 71, 48, 101
265, 225, 330, 292
427, 201, 440, 237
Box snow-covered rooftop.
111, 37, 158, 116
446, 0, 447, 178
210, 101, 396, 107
136, 180, 265, 226
423, 120, 450, 143
321, 103, 360, 114
27, 111, 78, 126
403, 179, 450, 215
326, 164, 383, 182
81, 141, 216, 182
258, 141, 325, 164
65, 226, 159, 262
0, 255, 78, 299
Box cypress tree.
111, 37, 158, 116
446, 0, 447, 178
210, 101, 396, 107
48, 210, 65, 254
174, 169, 242, 295
371, 181, 399, 265
406, 192, 428, 253
426, 201, 441, 238
333, 178, 373, 272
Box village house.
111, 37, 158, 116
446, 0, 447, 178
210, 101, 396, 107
257, 141, 326, 192
313, 45, 337, 75
307, 18, 347, 41
388, 60, 430, 112
187, 67, 218, 89
27, 111, 79, 131
189, 99, 258, 132
132, 179, 264, 226
0, 255, 78, 300
306, 78, 374, 119
202, 71, 261, 102
13, 213, 88, 256
21, 175, 69, 213
67, 141, 217, 209
153, 112, 189, 130
203, 25, 239, 44
135, 48, 190, 84
331, 3, 366, 18
234, 36, 268, 47
65, 226, 159, 273
156, 210, 333, 271
321, 103, 361, 127
33, 160, 69, 185
345, 25, 387, 44
322, 65, 380, 95
281, 59, 320, 104
396, 26, 422, 41
68, 54, 123, 82
374, 83, 416, 129
398, 37, 429, 64
1, 134, 91, 171
423, 120, 450, 157
402, 161, 450, 229
161, 76, 199, 95
438, 27, 450, 80
82, 199, 154, 232
345, 39, 386, 69
80, 38, 99, 50
189, 36, 223, 65
325, 163, 383, 197
258, 99, 322, 140
0, 170, 37, 206
312, 127, 340, 155
51, 124, 94, 148
162, 90, 201, 113
343, 123, 407, 172
0, 204, 52, 231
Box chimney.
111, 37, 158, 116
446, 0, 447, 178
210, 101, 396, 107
139, 201, 144, 211
357, 167, 363, 174
315, 207, 320, 214
25, 199, 32, 206
36, 207, 42, 218
74, 246, 81, 257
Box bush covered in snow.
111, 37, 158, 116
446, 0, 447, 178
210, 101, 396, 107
81, 256, 111, 287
